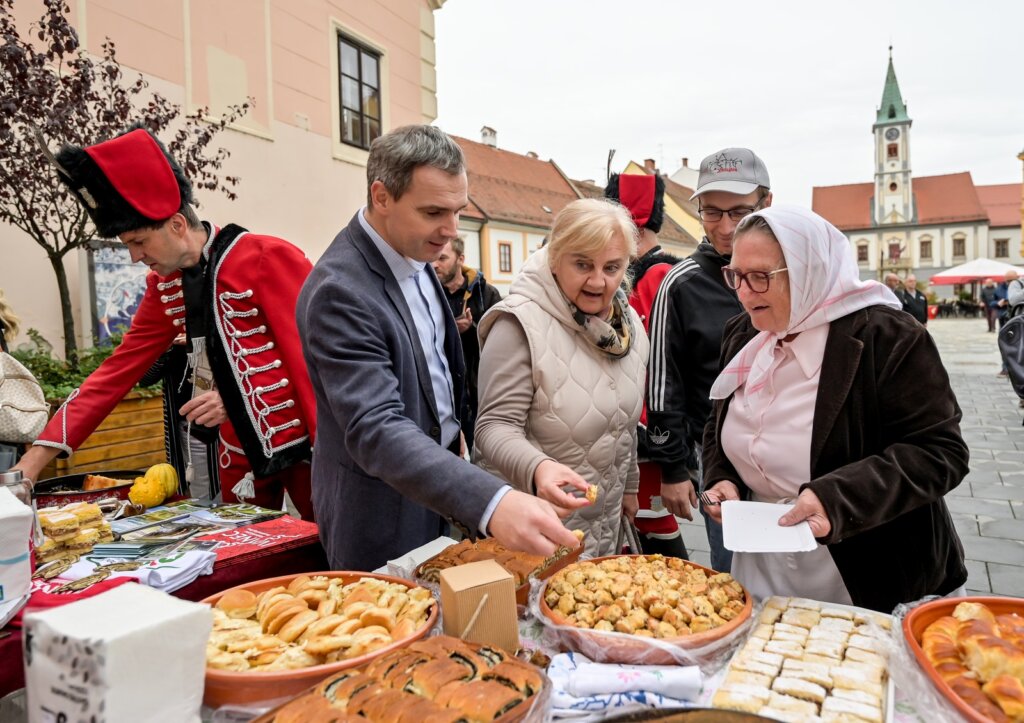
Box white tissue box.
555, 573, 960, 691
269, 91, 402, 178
23, 583, 212, 723
0, 486, 32, 604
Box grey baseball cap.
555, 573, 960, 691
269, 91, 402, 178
690, 148, 770, 199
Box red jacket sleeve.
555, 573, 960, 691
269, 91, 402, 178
629, 263, 673, 334
257, 240, 317, 443
36, 273, 179, 455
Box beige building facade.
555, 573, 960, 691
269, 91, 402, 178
3, 0, 443, 354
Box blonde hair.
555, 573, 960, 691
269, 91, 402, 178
0, 289, 20, 343
547, 198, 637, 270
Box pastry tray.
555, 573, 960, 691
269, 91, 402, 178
415, 539, 582, 607
713, 597, 895, 723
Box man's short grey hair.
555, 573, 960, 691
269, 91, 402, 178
366, 125, 465, 207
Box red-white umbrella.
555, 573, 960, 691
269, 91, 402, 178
929, 258, 1024, 285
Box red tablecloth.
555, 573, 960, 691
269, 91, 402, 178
0, 537, 328, 698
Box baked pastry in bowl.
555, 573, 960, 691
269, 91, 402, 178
539, 555, 751, 664
202, 571, 438, 708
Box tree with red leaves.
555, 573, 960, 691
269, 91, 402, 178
0, 0, 249, 360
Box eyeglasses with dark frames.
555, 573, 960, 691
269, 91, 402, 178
698, 198, 766, 222
722, 266, 789, 293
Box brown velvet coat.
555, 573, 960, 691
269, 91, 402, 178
703, 305, 969, 612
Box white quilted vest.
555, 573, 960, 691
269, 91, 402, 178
476, 248, 649, 556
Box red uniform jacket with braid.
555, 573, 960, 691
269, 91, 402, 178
36, 225, 316, 476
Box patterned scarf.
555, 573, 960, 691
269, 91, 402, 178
563, 288, 634, 358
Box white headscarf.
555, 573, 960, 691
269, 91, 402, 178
709, 204, 902, 400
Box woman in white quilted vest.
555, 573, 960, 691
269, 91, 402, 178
473, 198, 650, 556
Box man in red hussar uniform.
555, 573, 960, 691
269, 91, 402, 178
605, 173, 687, 558
13, 127, 316, 519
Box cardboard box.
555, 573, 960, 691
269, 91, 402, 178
440, 558, 519, 653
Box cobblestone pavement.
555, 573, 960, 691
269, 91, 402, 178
676, 317, 1023, 597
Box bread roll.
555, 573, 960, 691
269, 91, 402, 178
215, 589, 258, 619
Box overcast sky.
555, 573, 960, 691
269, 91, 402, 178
434, 0, 1023, 207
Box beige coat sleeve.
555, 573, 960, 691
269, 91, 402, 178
473, 314, 550, 492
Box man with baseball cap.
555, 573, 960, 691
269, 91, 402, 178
12, 127, 317, 519
645, 148, 772, 572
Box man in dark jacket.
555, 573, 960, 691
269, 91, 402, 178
432, 236, 501, 450
646, 147, 772, 572
901, 274, 929, 326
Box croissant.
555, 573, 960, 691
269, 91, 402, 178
953, 602, 998, 624
982, 675, 1024, 721
951, 681, 1011, 723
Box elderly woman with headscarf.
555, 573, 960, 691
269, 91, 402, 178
473, 198, 649, 557
701, 205, 968, 612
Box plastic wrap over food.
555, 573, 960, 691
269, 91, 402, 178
885, 596, 963, 722
529, 575, 753, 673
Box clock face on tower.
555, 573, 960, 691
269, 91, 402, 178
885, 127, 900, 141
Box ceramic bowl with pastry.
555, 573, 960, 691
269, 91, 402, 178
904, 596, 1024, 723
202, 571, 439, 708
33, 469, 140, 507
416, 536, 582, 607
252, 634, 548, 723
539, 555, 752, 665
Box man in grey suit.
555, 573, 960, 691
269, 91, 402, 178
297, 125, 583, 570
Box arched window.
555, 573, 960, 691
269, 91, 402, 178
952, 234, 966, 258
919, 235, 933, 260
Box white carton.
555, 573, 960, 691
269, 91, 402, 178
23, 583, 212, 723
0, 486, 32, 605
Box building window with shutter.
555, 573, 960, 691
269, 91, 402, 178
953, 236, 966, 258
996, 239, 1009, 258
498, 242, 513, 273
920, 239, 932, 259
857, 244, 868, 263
338, 34, 381, 150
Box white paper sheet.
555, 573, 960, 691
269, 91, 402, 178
721, 500, 818, 553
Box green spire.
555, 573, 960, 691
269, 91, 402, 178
875, 47, 910, 127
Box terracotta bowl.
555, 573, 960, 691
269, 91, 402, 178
538, 555, 752, 665
903, 595, 1024, 723
201, 570, 438, 709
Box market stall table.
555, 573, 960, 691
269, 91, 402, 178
0, 521, 326, 699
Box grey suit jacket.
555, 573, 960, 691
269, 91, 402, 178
296, 212, 505, 570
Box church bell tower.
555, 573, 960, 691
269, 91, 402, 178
873, 47, 914, 226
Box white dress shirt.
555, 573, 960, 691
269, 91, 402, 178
359, 209, 509, 532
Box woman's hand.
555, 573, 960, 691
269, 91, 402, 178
533, 460, 591, 518
779, 488, 832, 538
622, 493, 638, 524
700, 481, 740, 524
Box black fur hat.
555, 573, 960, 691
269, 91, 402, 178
53, 127, 193, 238
605, 173, 665, 234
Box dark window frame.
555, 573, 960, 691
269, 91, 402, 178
887, 143, 898, 159
857, 244, 868, 263
952, 237, 966, 258
498, 242, 513, 273
995, 238, 1009, 258
337, 33, 381, 151
920, 239, 932, 259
